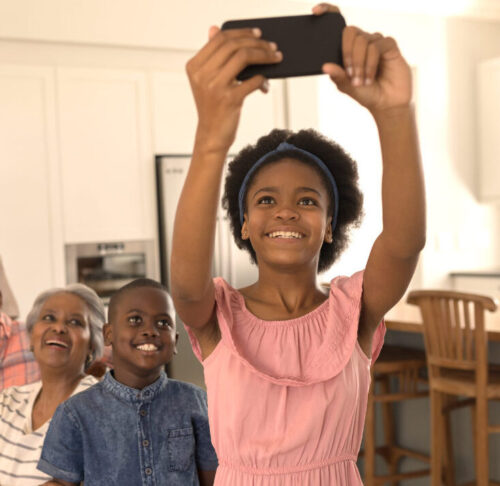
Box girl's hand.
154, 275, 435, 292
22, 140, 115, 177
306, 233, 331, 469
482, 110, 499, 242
186, 26, 283, 154
313, 3, 412, 114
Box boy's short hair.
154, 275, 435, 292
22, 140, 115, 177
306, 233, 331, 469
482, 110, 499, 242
108, 278, 175, 324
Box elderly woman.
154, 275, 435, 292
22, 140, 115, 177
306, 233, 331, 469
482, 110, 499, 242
0, 283, 105, 486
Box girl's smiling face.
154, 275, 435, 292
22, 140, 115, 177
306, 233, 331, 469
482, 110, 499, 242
242, 158, 333, 271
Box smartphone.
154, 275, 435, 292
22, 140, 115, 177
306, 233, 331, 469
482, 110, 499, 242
221, 12, 345, 80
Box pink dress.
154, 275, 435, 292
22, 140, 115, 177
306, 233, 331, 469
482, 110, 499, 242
187, 270, 385, 485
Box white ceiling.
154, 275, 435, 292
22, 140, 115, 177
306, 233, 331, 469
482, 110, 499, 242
293, 0, 500, 21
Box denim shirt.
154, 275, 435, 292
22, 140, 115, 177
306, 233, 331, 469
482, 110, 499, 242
38, 371, 218, 485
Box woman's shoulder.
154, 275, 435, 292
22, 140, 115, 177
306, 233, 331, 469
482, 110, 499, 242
66, 374, 100, 403
1, 380, 41, 404
0, 381, 40, 438
78, 374, 99, 390
54, 375, 100, 413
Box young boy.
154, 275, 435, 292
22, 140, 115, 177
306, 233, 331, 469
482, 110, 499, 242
37, 278, 218, 486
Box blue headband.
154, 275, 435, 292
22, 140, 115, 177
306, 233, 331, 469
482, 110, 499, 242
237, 141, 339, 233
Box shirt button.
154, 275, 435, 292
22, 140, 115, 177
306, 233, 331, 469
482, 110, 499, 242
142, 439, 149, 447
144, 390, 151, 397
145, 467, 152, 475
140, 409, 147, 417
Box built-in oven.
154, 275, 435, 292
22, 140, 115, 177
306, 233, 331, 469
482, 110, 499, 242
65, 240, 158, 303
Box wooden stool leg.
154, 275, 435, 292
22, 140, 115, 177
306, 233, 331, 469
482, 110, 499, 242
431, 390, 443, 486
365, 379, 376, 486
380, 376, 399, 486
442, 394, 456, 486
475, 395, 489, 486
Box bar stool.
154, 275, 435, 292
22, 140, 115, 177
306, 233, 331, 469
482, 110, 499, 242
363, 344, 432, 485
408, 290, 500, 486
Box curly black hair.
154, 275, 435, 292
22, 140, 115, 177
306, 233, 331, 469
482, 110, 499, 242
222, 128, 364, 273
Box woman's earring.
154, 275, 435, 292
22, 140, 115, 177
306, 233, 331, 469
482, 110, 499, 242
85, 353, 94, 369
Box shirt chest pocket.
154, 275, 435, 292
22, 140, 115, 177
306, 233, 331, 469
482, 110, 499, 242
167, 426, 195, 471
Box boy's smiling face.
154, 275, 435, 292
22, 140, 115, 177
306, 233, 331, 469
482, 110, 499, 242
104, 286, 178, 390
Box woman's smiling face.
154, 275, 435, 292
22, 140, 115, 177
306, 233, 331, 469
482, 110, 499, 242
30, 292, 92, 374
242, 158, 333, 271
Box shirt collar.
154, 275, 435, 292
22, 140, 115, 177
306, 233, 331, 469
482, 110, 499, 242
102, 370, 168, 403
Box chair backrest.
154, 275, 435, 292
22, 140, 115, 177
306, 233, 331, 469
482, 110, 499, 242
407, 290, 497, 381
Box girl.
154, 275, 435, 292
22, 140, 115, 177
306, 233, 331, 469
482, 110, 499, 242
171, 3, 425, 485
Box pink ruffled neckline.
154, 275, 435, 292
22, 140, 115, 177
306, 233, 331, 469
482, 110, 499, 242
185, 271, 386, 387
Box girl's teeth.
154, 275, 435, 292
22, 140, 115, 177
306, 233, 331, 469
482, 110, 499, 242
268, 231, 302, 239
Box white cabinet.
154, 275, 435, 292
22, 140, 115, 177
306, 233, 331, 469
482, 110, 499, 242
0, 65, 64, 317
151, 70, 287, 153
0, 61, 290, 322
233, 79, 287, 151
57, 67, 155, 243
478, 58, 500, 201
150, 72, 198, 154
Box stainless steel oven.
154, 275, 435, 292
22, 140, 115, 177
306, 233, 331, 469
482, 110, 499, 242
65, 240, 158, 303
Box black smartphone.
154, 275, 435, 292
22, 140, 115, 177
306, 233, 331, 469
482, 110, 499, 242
221, 12, 345, 80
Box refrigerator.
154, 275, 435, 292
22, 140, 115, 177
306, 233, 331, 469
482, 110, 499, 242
155, 154, 258, 387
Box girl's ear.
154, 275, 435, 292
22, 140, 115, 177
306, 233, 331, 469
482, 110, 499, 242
241, 219, 249, 240
103, 323, 113, 346
324, 217, 333, 243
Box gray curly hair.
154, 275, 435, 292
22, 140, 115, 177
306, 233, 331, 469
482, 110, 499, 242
25, 283, 105, 365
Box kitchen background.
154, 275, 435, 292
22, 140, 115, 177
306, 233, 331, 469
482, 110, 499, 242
1, 0, 500, 483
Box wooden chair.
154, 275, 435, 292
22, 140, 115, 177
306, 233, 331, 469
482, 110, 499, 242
407, 290, 500, 486
363, 344, 431, 485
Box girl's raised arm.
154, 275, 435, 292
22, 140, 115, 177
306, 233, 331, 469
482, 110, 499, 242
170, 27, 281, 340
317, 3, 426, 348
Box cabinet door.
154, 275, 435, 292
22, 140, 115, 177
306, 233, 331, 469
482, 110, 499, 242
151, 72, 197, 154
234, 79, 287, 151
151, 70, 287, 154
0, 65, 63, 317
57, 67, 154, 243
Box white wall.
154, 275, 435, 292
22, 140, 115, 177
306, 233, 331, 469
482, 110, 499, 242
1, 1, 499, 292
289, 8, 500, 290
0, 0, 311, 50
